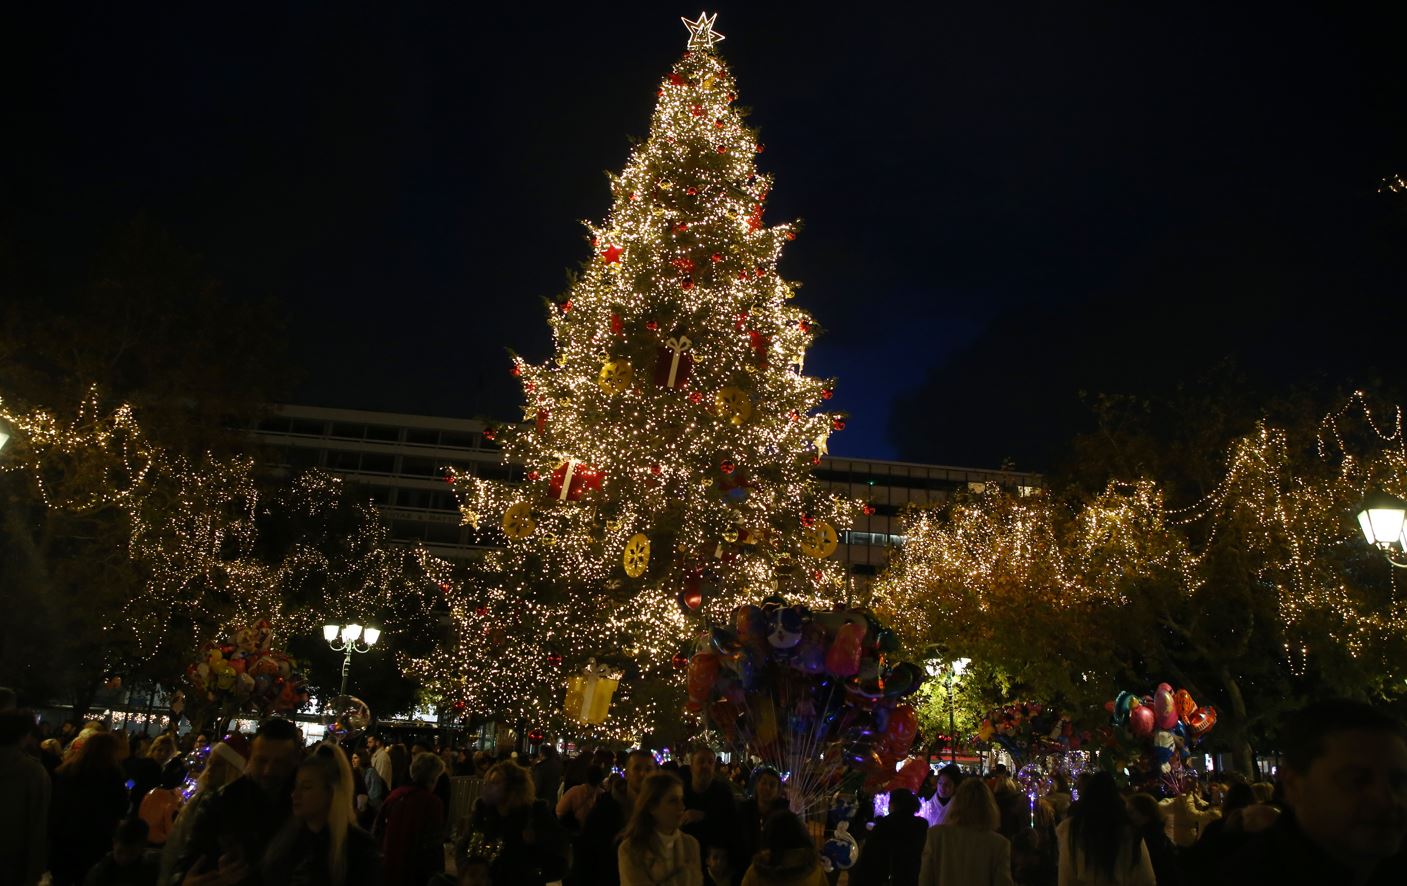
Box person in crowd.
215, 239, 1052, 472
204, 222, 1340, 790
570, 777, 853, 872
1046, 772, 1073, 822
387, 743, 411, 791
737, 809, 823, 886
0, 709, 50, 886
40, 737, 64, 773
993, 777, 1030, 842
576, 749, 658, 886
1158, 779, 1219, 848
706, 845, 737, 886
50, 731, 130, 886
366, 735, 393, 810
192, 734, 210, 752
535, 743, 565, 803
1249, 782, 1273, 805
558, 760, 607, 831
463, 759, 567, 885
850, 788, 927, 886
617, 771, 702, 886
472, 750, 494, 777
452, 748, 474, 777
681, 747, 738, 873
1010, 798, 1058, 886
737, 766, 789, 867
928, 765, 961, 827
261, 742, 380, 886
348, 750, 372, 826
1125, 793, 1181, 886
137, 764, 186, 845
81, 817, 159, 886
157, 734, 248, 886
173, 717, 303, 884
1217, 699, 1407, 885
1190, 782, 1254, 868
918, 778, 1014, 886
1055, 770, 1154, 886
123, 735, 163, 816
375, 750, 447, 886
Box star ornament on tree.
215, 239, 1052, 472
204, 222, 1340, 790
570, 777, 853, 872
681, 11, 725, 51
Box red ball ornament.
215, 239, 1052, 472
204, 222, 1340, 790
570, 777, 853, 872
562, 299, 573, 313
610, 314, 624, 335
681, 277, 694, 290
716, 144, 728, 153
714, 119, 724, 129
438, 581, 452, 593
668, 72, 686, 86
789, 411, 800, 421
712, 253, 723, 263
645, 320, 659, 331
821, 388, 834, 400
443, 472, 456, 484
527, 470, 540, 481
474, 606, 489, 617
863, 504, 876, 516
511, 364, 522, 377
832, 418, 847, 431
798, 321, 810, 333
687, 186, 698, 195
720, 459, 736, 474
483, 428, 496, 441
689, 391, 704, 405
528, 728, 545, 744
674, 222, 690, 232
546, 652, 563, 668
672, 651, 691, 670
812, 569, 823, 582
650, 464, 662, 476
691, 104, 704, 117
800, 514, 816, 528
785, 231, 796, 241
755, 144, 765, 153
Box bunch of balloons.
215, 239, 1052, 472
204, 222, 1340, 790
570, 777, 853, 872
186, 618, 310, 716
1103, 682, 1217, 785
976, 701, 1084, 763
684, 598, 930, 813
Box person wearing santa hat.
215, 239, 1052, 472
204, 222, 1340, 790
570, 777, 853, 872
158, 733, 250, 885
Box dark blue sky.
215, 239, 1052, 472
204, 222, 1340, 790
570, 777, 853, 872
5, 4, 1405, 466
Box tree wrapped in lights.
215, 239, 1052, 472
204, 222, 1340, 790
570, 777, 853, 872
875, 392, 1407, 774
437, 15, 859, 736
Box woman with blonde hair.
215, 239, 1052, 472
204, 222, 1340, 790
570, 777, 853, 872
617, 771, 702, 886
262, 741, 381, 886
918, 778, 1015, 886
464, 759, 568, 884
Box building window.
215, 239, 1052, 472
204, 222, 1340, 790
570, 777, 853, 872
440, 431, 478, 449
365, 425, 400, 442
289, 419, 325, 437
360, 453, 395, 474
405, 429, 439, 446
327, 450, 361, 471
401, 457, 442, 477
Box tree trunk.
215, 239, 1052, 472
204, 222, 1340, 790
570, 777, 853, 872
1219, 667, 1254, 777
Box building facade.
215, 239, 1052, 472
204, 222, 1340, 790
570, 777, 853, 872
251, 404, 1042, 574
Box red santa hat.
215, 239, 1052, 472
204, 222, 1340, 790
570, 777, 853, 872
211, 732, 250, 772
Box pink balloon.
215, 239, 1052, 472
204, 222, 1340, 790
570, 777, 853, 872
1130, 704, 1155, 739
1154, 683, 1178, 730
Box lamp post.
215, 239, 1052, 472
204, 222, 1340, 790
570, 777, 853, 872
323, 623, 380, 696
1354, 491, 1407, 568
926, 656, 971, 763
0, 429, 9, 453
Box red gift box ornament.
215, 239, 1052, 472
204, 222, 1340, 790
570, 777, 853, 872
654, 336, 694, 389
549, 459, 604, 502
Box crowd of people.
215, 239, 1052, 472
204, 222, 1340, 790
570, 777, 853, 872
1, 694, 1403, 886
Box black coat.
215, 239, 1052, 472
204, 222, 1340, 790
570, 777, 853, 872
261, 823, 381, 886
573, 790, 626, 886
173, 776, 293, 885
848, 814, 927, 886
1215, 811, 1406, 886
48, 769, 129, 886
467, 798, 568, 886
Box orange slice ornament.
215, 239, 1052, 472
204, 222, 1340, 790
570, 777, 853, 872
502, 502, 536, 539
799, 521, 839, 558
623, 533, 651, 578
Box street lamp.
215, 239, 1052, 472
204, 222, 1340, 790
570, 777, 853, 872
323, 623, 380, 696
926, 656, 971, 763
0, 428, 10, 454
1355, 491, 1407, 568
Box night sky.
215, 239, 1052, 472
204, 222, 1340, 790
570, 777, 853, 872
6, 4, 1405, 468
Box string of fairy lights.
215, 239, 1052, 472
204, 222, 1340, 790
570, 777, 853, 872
874, 391, 1407, 687
424, 19, 863, 737
1, 388, 445, 679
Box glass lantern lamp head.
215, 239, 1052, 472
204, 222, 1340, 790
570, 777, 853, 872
1355, 491, 1407, 549
952, 657, 972, 679
342, 623, 363, 643
363, 627, 381, 647
323, 624, 340, 643
0, 429, 9, 453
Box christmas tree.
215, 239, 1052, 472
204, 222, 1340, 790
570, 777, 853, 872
426, 13, 859, 740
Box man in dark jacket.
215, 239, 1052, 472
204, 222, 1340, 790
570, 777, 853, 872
1217, 699, 1407, 886
681, 748, 738, 873
173, 718, 303, 885
849, 789, 927, 886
